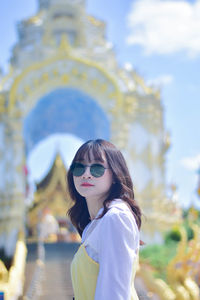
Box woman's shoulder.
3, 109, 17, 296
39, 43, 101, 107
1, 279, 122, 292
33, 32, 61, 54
99, 199, 140, 244
103, 199, 138, 228
107, 199, 133, 215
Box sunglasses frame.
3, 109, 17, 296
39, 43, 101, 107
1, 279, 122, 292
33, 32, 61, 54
71, 162, 109, 178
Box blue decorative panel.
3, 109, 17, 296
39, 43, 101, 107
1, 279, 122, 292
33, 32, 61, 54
23, 88, 110, 154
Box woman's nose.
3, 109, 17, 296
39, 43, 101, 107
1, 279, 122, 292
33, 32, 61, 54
82, 166, 91, 178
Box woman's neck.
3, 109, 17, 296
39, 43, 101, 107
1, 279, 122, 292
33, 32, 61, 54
86, 198, 104, 220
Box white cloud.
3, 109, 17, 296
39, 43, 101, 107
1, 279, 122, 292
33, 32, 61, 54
181, 154, 200, 170
126, 0, 200, 57
147, 74, 173, 87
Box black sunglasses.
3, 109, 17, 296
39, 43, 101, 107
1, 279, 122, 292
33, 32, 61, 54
71, 163, 109, 178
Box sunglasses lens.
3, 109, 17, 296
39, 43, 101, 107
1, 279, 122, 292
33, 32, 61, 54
72, 163, 85, 177
71, 163, 106, 177
90, 164, 105, 177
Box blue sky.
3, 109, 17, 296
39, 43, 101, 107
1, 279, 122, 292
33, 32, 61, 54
0, 0, 199, 208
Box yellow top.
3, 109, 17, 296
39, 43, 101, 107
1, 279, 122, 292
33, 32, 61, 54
71, 243, 139, 300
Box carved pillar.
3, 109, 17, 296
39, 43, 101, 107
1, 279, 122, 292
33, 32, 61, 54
116, 93, 172, 243
2, 114, 26, 256
0, 117, 6, 250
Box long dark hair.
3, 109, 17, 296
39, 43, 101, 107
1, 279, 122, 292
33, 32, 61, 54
67, 139, 142, 236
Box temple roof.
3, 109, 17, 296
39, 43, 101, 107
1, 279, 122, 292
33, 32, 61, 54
36, 152, 67, 193
28, 151, 72, 224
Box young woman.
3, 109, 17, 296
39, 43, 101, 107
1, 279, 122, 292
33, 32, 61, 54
67, 139, 142, 300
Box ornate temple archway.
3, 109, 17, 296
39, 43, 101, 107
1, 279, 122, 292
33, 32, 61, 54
0, 0, 180, 258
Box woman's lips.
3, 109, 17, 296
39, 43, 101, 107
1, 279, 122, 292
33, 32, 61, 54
81, 182, 94, 187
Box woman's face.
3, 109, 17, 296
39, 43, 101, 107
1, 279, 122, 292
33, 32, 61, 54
73, 152, 113, 204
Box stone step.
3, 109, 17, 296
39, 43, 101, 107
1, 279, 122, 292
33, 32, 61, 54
39, 260, 73, 299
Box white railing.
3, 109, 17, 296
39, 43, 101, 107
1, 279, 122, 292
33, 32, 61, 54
23, 241, 45, 300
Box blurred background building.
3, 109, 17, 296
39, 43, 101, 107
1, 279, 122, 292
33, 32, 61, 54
0, 0, 180, 252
